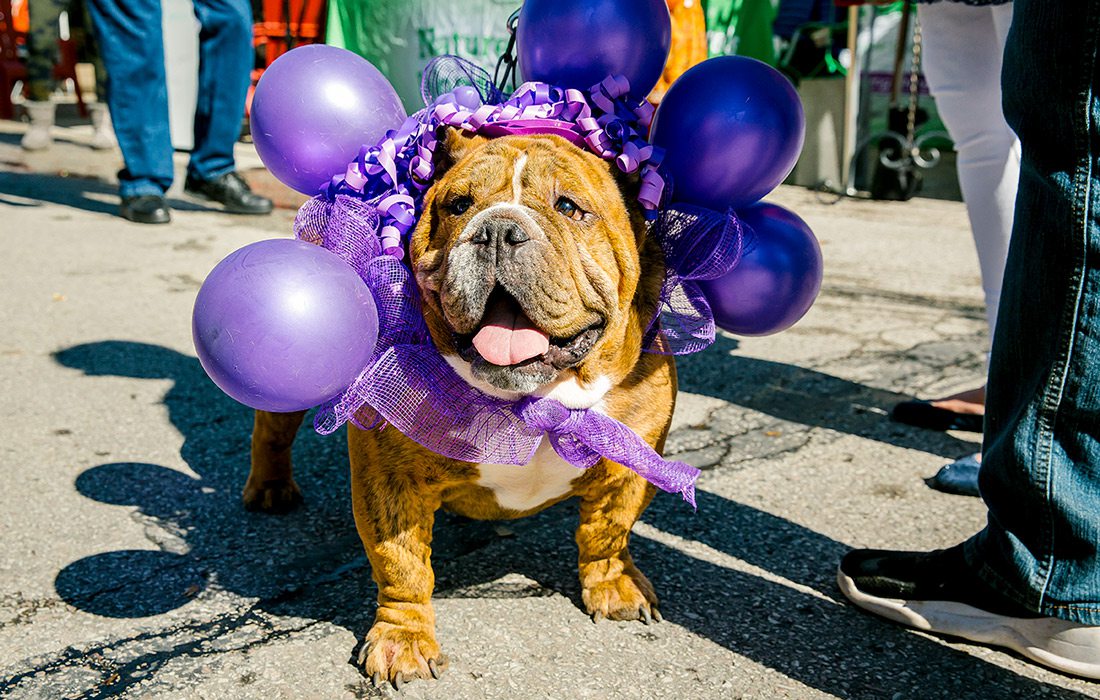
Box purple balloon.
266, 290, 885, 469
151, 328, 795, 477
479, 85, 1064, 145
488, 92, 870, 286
452, 85, 483, 111
518, 0, 671, 98
250, 45, 406, 195
193, 239, 379, 412
651, 56, 806, 211
698, 202, 822, 336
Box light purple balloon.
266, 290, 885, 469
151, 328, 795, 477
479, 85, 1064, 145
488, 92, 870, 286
193, 239, 378, 412
250, 45, 406, 195
698, 202, 822, 336
518, 0, 671, 97
652, 56, 806, 211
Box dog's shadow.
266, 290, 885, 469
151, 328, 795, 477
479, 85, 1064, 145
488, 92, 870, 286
51, 341, 371, 624
44, 340, 1079, 699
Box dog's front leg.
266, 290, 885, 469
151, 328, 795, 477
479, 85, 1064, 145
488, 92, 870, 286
576, 466, 660, 622
244, 410, 306, 512
351, 455, 445, 687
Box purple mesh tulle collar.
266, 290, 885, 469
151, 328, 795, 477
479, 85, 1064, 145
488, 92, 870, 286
293, 59, 751, 507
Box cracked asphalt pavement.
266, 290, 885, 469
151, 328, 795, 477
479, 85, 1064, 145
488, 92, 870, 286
2, 121, 1098, 699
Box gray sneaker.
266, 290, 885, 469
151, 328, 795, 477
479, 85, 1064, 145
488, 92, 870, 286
838, 545, 1100, 679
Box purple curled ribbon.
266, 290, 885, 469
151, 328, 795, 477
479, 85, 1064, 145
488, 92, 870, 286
322, 57, 670, 263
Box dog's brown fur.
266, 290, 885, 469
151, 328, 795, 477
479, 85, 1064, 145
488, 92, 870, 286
247, 130, 676, 686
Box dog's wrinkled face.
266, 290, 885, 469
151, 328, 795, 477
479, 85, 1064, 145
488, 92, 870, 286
410, 131, 650, 395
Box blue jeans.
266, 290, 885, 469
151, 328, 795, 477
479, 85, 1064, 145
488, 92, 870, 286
86, 0, 252, 198
967, 0, 1100, 624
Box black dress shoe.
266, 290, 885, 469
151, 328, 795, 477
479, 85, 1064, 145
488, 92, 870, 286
119, 194, 171, 224
184, 171, 273, 215
891, 399, 985, 432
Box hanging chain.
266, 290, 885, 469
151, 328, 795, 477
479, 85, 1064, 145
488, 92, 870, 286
494, 8, 521, 95
906, 14, 923, 149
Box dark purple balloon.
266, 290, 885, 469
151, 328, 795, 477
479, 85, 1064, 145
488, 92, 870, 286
193, 239, 379, 412
250, 45, 406, 195
651, 56, 805, 211
698, 202, 822, 336
518, 0, 671, 97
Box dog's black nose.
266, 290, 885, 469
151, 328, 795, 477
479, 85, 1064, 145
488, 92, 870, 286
473, 219, 529, 247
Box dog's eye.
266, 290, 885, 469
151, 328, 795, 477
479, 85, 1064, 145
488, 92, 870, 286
445, 196, 473, 216
555, 197, 585, 221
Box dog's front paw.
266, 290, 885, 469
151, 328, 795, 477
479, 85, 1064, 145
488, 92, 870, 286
359, 622, 446, 689
581, 560, 661, 623
242, 477, 302, 513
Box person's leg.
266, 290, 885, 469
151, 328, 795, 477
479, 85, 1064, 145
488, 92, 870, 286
840, 0, 1100, 678
73, 0, 115, 149
71, 0, 109, 105
21, 0, 64, 150
891, 3, 1018, 428
971, 0, 1100, 621
187, 0, 251, 181
84, 0, 174, 198
919, 2, 1018, 345
25, 0, 63, 101
183, 0, 271, 214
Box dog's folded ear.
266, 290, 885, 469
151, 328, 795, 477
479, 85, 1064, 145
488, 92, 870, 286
434, 127, 489, 177
608, 167, 651, 245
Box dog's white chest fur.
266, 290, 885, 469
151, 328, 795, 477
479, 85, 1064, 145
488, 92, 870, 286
476, 439, 582, 511
446, 360, 613, 512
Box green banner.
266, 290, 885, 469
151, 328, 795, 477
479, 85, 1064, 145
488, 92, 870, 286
326, 0, 516, 111
703, 0, 777, 64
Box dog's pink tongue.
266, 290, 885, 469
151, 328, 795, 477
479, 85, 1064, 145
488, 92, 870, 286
472, 297, 551, 366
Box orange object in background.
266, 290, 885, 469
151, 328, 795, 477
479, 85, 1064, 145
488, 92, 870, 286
11, 0, 26, 33
649, 0, 707, 104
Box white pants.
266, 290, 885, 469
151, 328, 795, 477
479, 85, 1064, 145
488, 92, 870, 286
917, 2, 1019, 344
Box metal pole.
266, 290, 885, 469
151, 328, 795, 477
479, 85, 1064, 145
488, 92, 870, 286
840, 4, 861, 192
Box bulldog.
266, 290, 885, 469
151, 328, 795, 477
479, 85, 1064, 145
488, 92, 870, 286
244, 128, 677, 686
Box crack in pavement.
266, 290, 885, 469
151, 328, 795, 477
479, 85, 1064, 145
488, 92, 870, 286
0, 593, 335, 698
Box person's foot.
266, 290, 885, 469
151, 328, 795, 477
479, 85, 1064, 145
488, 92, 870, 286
925, 453, 981, 496
184, 171, 273, 215
88, 103, 116, 151
838, 544, 1100, 678
21, 100, 55, 151
120, 195, 171, 224
892, 385, 986, 432
927, 385, 986, 416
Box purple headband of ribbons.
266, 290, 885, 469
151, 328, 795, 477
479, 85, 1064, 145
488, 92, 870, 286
325, 57, 666, 257
291, 57, 751, 507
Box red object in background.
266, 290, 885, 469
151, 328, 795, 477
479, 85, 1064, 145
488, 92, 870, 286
248, 0, 327, 116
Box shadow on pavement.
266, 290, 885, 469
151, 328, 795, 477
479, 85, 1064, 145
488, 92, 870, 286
0, 171, 215, 215
30, 340, 1074, 700
50, 341, 366, 619
680, 336, 980, 459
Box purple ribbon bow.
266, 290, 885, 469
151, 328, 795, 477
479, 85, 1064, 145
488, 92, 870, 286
519, 397, 699, 506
